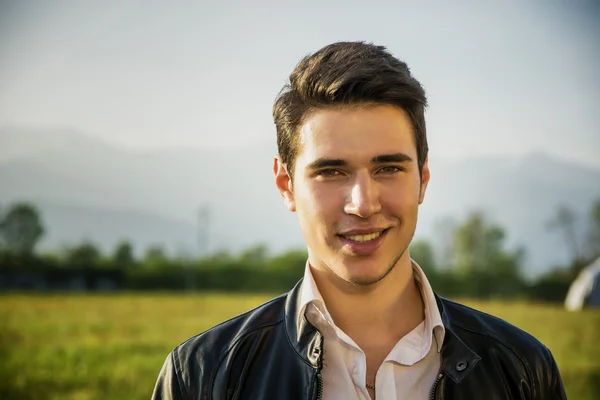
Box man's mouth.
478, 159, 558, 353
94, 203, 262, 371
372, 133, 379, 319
339, 228, 389, 243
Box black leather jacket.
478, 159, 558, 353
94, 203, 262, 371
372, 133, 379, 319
152, 279, 567, 399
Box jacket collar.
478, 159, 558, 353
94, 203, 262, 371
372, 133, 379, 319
435, 294, 482, 383
284, 279, 323, 368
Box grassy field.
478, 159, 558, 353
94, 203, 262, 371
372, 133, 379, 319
0, 293, 598, 400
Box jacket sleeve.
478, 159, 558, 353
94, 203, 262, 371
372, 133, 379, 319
541, 347, 567, 400
151, 352, 188, 400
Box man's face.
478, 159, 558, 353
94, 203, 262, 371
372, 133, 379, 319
274, 104, 430, 286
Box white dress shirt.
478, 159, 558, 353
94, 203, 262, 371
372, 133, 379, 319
298, 261, 445, 400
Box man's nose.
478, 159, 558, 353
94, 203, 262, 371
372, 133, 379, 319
343, 173, 382, 218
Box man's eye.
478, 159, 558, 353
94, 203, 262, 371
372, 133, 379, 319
378, 166, 402, 174
317, 169, 341, 177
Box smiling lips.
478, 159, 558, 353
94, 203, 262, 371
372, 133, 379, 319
339, 227, 389, 242
338, 228, 389, 255
342, 231, 383, 243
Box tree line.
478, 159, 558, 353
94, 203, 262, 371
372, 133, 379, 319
0, 200, 599, 301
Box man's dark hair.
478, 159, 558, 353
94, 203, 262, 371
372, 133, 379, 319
273, 41, 428, 179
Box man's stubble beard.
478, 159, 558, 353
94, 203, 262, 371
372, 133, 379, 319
339, 223, 417, 287
348, 242, 410, 286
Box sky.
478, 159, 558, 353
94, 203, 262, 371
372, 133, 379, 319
1, 0, 599, 167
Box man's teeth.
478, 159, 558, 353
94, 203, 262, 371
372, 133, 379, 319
344, 231, 382, 243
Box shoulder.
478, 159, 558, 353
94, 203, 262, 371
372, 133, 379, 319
173, 292, 288, 362
439, 297, 555, 365
439, 297, 567, 399
161, 293, 288, 396
152, 293, 288, 399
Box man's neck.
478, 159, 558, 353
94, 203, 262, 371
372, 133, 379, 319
310, 255, 425, 348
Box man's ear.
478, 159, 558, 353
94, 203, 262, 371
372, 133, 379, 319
418, 156, 430, 205
273, 155, 296, 212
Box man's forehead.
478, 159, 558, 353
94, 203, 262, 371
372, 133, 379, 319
297, 125, 416, 165
298, 105, 414, 145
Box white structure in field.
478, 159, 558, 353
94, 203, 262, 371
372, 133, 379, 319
564, 257, 600, 311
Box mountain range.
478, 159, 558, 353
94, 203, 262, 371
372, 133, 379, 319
1, 126, 599, 276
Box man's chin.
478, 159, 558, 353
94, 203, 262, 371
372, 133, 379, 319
336, 250, 407, 286
339, 264, 394, 286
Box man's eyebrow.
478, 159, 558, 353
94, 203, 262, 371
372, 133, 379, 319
306, 154, 412, 170
306, 158, 347, 170
372, 153, 413, 164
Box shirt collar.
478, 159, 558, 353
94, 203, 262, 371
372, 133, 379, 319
412, 260, 446, 352
297, 260, 326, 327
298, 259, 446, 352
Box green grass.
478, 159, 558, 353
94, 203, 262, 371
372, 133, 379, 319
0, 293, 598, 399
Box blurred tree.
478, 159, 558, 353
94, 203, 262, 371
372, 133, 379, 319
592, 198, 600, 232
207, 249, 234, 263
452, 211, 523, 277
66, 241, 102, 268
0, 202, 45, 257
546, 203, 582, 266
238, 243, 269, 265
409, 239, 437, 275
584, 198, 600, 259
143, 245, 169, 269
112, 240, 136, 269
449, 211, 525, 298
433, 216, 458, 269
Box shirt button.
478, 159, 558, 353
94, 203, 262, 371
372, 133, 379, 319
352, 365, 359, 375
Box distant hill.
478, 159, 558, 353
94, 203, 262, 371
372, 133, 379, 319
1, 126, 599, 275
28, 201, 197, 257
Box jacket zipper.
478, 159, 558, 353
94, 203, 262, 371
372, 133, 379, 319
428, 372, 443, 400
315, 370, 323, 400
314, 333, 324, 400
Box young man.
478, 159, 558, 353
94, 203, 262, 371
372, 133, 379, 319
152, 42, 566, 399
